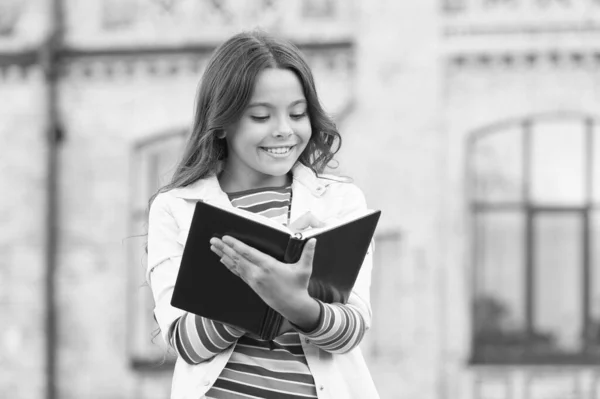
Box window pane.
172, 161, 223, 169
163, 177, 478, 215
533, 213, 583, 352
472, 127, 523, 203
102, 0, 137, 30
591, 211, 600, 345
133, 134, 185, 210
531, 120, 585, 205
302, 0, 336, 18
443, 0, 467, 12
474, 212, 526, 345
145, 141, 183, 197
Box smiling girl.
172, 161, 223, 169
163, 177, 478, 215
146, 31, 380, 399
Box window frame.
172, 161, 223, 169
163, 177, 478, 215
467, 113, 599, 365
127, 130, 188, 371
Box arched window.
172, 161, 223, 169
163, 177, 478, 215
127, 130, 187, 368
468, 113, 600, 364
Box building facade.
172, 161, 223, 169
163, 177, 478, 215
1, 0, 599, 398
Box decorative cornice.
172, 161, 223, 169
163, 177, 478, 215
446, 50, 600, 69
61, 43, 353, 81
60, 55, 207, 80
444, 23, 600, 37
58, 39, 352, 58
442, 0, 600, 36
0, 62, 39, 83
0, 50, 37, 67
0, 40, 354, 83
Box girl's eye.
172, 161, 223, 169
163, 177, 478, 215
250, 115, 269, 122
291, 112, 307, 120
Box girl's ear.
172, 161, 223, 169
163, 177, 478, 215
217, 130, 227, 139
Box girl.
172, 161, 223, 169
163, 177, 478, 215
146, 31, 380, 399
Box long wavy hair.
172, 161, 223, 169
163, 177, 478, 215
148, 30, 341, 207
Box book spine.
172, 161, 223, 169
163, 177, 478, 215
283, 237, 305, 263
259, 308, 283, 340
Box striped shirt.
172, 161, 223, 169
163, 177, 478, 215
228, 185, 292, 226
170, 183, 367, 398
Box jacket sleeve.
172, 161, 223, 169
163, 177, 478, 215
172, 313, 244, 364
146, 192, 186, 346
146, 193, 245, 353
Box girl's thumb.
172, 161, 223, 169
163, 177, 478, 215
299, 239, 317, 269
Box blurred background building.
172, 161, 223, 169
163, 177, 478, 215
1, 0, 599, 398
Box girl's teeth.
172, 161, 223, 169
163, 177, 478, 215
265, 147, 291, 154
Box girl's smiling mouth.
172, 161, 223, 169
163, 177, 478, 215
260, 146, 295, 156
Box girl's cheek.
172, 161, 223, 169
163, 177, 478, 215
298, 120, 312, 135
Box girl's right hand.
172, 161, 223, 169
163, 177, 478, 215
210, 236, 321, 332
289, 212, 325, 233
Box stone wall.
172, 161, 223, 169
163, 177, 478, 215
338, 1, 444, 398
0, 69, 48, 399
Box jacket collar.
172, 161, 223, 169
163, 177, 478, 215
171, 163, 327, 201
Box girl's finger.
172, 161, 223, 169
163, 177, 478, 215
297, 239, 317, 271
211, 237, 240, 262
210, 245, 224, 258
221, 235, 267, 266
306, 213, 326, 228
219, 254, 243, 278
289, 212, 325, 233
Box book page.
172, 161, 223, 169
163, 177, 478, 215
297, 209, 379, 239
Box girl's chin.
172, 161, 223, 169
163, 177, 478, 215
259, 152, 299, 165
256, 159, 298, 177
260, 164, 295, 177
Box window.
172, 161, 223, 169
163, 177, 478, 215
362, 231, 402, 358
127, 131, 187, 369
101, 0, 138, 30
469, 115, 600, 364
442, 0, 467, 13
302, 0, 337, 18
0, 1, 23, 36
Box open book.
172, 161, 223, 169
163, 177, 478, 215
171, 200, 381, 340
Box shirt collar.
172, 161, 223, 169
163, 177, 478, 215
171, 162, 327, 200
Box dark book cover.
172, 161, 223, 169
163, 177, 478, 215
171, 200, 381, 340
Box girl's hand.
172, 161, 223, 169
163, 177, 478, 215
289, 212, 325, 233
209, 235, 320, 331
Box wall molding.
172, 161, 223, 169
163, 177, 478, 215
444, 23, 600, 37
446, 50, 600, 70
0, 41, 353, 83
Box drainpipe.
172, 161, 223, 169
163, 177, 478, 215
40, 1, 63, 399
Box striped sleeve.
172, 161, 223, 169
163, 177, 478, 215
170, 313, 245, 364
300, 300, 367, 354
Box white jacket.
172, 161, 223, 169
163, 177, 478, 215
147, 163, 380, 399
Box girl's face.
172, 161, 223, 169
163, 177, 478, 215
222, 68, 312, 191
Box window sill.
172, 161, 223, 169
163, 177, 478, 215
470, 347, 600, 366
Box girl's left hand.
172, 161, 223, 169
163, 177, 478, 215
209, 235, 318, 326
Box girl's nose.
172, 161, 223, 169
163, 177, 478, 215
274, 121, 294, 138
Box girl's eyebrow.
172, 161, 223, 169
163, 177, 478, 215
247, 99, 307, 109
